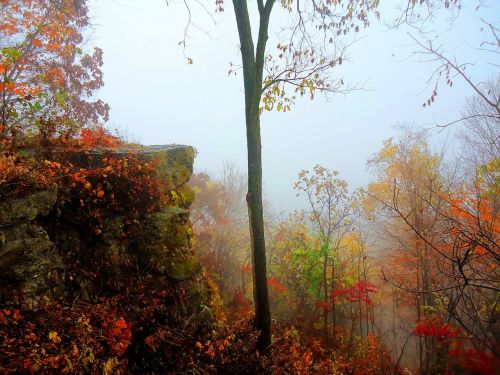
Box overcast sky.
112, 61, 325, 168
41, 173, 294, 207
87, 0, 499, 212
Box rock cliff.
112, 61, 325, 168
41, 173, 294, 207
0, 145, 208, 314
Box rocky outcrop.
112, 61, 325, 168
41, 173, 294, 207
0, 189, 64, 308
69, 144, 195, 191
0, 190, 57, 226
0, 145, 208, 314
127, 146, 207, 313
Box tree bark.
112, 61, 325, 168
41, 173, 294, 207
323, 251, 329, 345
232, 0, 274, 352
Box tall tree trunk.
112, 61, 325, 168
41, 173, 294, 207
246, 107, 271, 351
363, 256, 370, 336
330, 255, 336, 344
357, 257, 363, 338
392, 287, 398, 360
232, 0, 274, 352
322, 252, 329, 345
416, 238, 424, 374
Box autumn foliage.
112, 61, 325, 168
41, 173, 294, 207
0, 0, 109, 150
330, 281, 377, 306
44, 152, 171, 236
0, 153, 55, 198
0, 0, 498, 373
413, 319, 461, 341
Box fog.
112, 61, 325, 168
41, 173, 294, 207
1, 2, 497, 372
88, 0, 498, 211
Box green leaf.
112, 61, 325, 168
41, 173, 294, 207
2, 47, 22, 60
54, 90, 68, 106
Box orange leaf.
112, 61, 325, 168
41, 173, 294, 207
114, 317, 128, 329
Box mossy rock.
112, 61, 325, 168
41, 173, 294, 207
173, 185, 196, 209
160, 253, 202, 281
0, 189, 57, 226
137, 207, 191, 251
183, 274, 211, 315
0, 237, 54, 272
141, 145, 195, 190
0, 225, 64, 306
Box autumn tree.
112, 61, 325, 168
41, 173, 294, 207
0, 0, 109, 150
176, 0, 379, 350
189, 162, 250, 300
265, 184, 382, 366
294, 165, 357, 344
266, 213, 312, 320
330, 232, 377, 340
432, 180, 499, 356
365, 130, 446, 371
365, 129, 499, 371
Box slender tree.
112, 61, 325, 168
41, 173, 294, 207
234, 0, 381, 350
178, 0, 378, 350
294, 165, 356, 344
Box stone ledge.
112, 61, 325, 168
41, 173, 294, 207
68, 145, 195, 189
0, 189, 57, 227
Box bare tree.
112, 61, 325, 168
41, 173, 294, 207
395, 0, 499, 128
459, 77, 500, 179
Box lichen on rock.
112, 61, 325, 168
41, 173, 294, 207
0, 189, 63, 307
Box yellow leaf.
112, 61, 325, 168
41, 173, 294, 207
103, 357, 118, 375
48, 331, 61, 344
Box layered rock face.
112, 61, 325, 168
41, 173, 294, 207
0, 145, 207, 313
0, 190, 63, 307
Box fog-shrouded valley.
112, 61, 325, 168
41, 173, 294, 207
0, 1, 498, 374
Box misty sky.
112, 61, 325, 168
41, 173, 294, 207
87, 0, 498, 212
